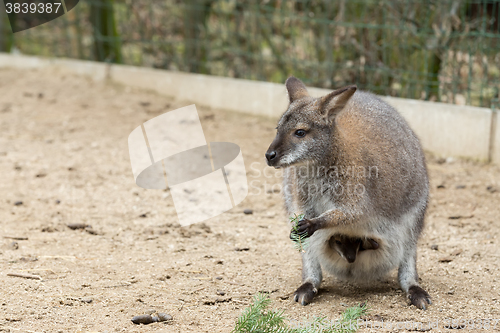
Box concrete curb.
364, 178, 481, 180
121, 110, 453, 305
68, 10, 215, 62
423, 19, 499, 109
492, 110, 499, 164
0, 53, 497, 162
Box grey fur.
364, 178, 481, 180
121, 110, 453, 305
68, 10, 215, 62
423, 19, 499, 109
266, 77, 431, 309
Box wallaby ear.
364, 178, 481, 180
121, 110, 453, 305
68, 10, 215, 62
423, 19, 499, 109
320, 85, 357, 123
362, 238, 379, 251
285, 76, 310, 103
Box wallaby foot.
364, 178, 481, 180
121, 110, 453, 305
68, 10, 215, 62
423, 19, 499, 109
408, 285, 432, 310
293, 282, 317, 306
398, 245, 430, 310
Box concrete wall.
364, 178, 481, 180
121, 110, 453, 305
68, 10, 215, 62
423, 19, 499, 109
0, 53, 497, 162
383, 97, 492, 161
0, 53, 108, 81
493, 111, 500, 164
109, 65, 289, 118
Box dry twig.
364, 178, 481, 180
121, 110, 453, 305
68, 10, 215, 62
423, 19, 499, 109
7, 273, 42, 280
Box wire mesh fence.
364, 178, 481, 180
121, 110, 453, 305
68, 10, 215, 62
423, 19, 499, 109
3, 0, 500, 108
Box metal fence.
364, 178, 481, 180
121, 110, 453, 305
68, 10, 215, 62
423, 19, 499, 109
2, 0, 500, 108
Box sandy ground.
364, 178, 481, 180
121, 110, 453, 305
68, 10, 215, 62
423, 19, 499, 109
0, 67, 499, 333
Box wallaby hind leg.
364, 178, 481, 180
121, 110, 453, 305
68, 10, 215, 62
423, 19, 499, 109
294, 250, 322, 306
398, 247, 431, 310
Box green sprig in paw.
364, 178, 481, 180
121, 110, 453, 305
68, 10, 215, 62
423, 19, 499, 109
290, 214, 309, 253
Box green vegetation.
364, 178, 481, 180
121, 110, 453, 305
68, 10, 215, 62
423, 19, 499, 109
7, 0, 500, 107
290, 214, 309, 253
233, 293, 368, 333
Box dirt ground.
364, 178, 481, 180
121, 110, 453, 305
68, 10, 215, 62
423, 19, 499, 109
0, 67, 499, 333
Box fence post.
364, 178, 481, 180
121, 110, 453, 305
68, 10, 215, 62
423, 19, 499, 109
0, 0, 12, 53
183, 0, 213, 73
90, 0, 122, 63
489, 98, 499, 163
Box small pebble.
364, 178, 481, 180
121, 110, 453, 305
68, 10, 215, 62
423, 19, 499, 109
157, 313, 172, 322
217, 290, 226, 296
41, 226, 56, 233
455, 184, 466, 189
81, 298, 92, 303
487, 185, 498, 193
131, 313, 172, 325
131, 314, 156, 325
438, 256, 453, 263
14, 201, 23, 206
431, 244, 439, 251
67, 223, 90, 230
265, 211, 276, 218
85, 227, 98, 235
215, 276, 223, 280
9, 241, 19, 250
243, 209, 253, 215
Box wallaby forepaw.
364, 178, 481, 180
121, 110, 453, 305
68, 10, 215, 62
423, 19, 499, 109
408, 286, 432, 310
294, 218, 318, 238
290, 218, 313, 239
293, 282, 317, 306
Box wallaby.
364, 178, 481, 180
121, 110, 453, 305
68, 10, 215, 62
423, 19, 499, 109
328, 235, 379, 264
265, 77, 431, 310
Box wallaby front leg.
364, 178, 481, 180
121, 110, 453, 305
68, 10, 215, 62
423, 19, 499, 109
292, 209, 349, 238
293, 249, 323, 306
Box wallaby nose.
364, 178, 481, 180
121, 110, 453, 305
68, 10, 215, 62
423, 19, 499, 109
346, 256, 356, 263
265, 151, 277, 162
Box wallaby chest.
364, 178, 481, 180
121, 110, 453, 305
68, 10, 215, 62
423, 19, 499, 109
286, 165, 344, 219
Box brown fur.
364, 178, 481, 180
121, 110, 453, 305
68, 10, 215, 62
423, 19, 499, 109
266, 76, 431, 309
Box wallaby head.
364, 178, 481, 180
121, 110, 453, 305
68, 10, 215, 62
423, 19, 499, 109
328, 235, 362, 264
265, 76, 356, 168
328, 235, 381, 264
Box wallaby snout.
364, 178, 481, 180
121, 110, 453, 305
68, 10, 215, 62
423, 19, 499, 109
264, 133, 291, 167
265, 149, 277, 165
265, 150, 277, 161
346, 255, 356, 264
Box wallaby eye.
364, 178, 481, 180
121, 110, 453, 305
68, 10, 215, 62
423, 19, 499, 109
294, 129, 306, 137
335, 240, 342, 245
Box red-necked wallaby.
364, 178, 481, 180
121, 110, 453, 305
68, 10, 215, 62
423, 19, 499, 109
265, 77, 431, 310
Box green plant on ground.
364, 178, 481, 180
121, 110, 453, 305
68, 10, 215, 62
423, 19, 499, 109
233, 293, 368, 333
